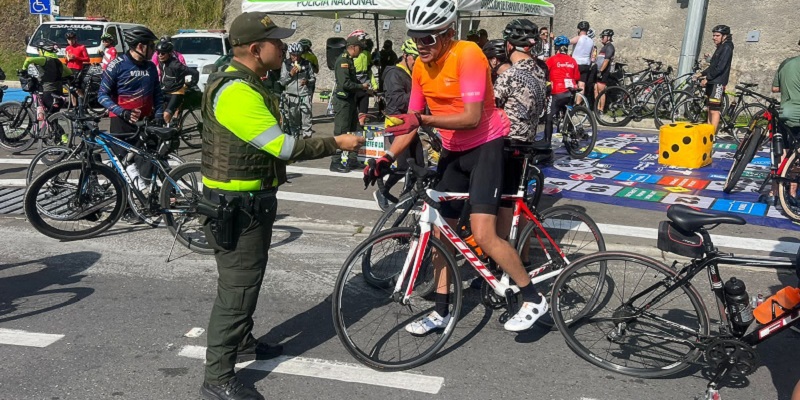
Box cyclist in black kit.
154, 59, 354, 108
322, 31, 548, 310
156, 40, 199, 125
698, 25, 734, 132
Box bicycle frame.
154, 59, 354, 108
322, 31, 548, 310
394, 188, 568, 304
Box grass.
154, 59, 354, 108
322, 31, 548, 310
0, 48, 28, 81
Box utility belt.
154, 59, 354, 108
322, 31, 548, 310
197, 186, 277, 251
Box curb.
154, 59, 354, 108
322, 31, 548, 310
3, 81, 21, 89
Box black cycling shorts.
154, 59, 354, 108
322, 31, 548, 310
597, 68, 614, 84
355, 91, 370, 116
706, 84, 725, 111
164, 93, 184, 115
435, 137, 505, 219
578, 64, 591, 83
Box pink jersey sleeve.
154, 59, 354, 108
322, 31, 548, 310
408, 66, 426, 112
458, 44, 488, 103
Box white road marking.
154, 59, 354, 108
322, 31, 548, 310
0, 328, 64, 348
178, 345, 444, 394
2, 162, 797, 254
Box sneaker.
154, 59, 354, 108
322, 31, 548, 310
200, 376, 264, 400
405, 311, 451, 335
236, 341, 283, 363
329, 161, 350, 173
120, 210, 142, 225
503, 297, 549, 332
373, 190, 390, 211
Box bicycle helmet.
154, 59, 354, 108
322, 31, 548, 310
712, 25, 731, 35
35, 39, 57, 53
406, 0, 458, 34
553, 35, 570, 48
587, 28, 596, 39
577, 21, 590, 31
155, 40, 174, 53
503, 19, 538, 48
482, 39, 508, 63
287, 42, 303, 54
400, 38, 419, 56
348, 29, 369, 40
100, 33, 116, 45
298, 38, 312, 50
123, 26, 158, 46
601, 29, 614, 38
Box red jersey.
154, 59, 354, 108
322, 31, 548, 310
65, 44, 89, 71
546, 53, 580, 95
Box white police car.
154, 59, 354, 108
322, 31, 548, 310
171, 29, 230, 91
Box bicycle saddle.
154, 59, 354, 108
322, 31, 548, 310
0, 85, 7, 91
145, 126, 179, 140
739, 82, 758, 88
667, 204, 746, 232
615, 63, 627, 68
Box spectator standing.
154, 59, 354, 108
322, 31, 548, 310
157, 41, 199, 125
279, 42, 316, 138
331, 36, 371, 172
378, 40, 398, 91
537, 26, 551, 60
595, 29, 616, 113
477, 29, 489, 48
570, 21, 593, 105
698, 25, 734, 132
198, 13, 363, 400
65, 31, 89, 106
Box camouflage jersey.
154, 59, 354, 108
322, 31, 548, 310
493, 58, 547, 142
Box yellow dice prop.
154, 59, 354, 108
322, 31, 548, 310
658, 122, 714, 169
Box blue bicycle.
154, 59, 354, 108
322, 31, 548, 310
23, 112, 212, 254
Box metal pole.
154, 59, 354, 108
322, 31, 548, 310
677, 0, 708, 77
549, 17, 553, 56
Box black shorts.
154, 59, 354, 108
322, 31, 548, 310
355, 91, 370, 115
578, 64, 591, 83
164, 93, 184, 114
706, 84, 725, 111
435, 137, 505, 219
597, 68, 614, 84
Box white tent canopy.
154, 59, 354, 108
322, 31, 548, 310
241, 0, 555, 18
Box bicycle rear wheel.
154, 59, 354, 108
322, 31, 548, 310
777, 151, 800, 222
516, 206, 606, 329
723, 125, 764, 193
653, 90, 692, 129
24, 160, 126, 240
332, 227, 462, 371
594, 86, 633, 127
179, 108, 203, 150
551, 251, 710, 378
0, 101, 36, 152
159, 161, 214, 255
670, 98, 706, 124
40, 112, 73, 148
562, 105, 598, 159
730, 104, 768, 144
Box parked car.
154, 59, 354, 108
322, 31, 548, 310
171, 29, 230, 91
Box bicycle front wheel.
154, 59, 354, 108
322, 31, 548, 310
179, 108, 203, 150
24, 160, 126, 240
551, 251, 710, 378
653, 90, 692, 129
562, 105, 598, 159
517, 206, 606, 329
777, 150, 800, 222
332, 227, 462, 371
730, 103, 768, 144
670, 98, 706, 124
159, 161, 213, 255
723, 125, 764, 193
594, 86, 633, 127
0, 101, 36, 152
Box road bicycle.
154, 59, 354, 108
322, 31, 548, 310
551, 89, 597, 158
671, 83, 767, 143
332, 143, 606, 370
175, 86, 203, 150
594, 65, 675, 127
549, 204, 799, 400
23, 113, 212, 255
652, 60, 705, 128
722, 91, 799, 217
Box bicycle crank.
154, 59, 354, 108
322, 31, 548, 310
703, 338, 759, 378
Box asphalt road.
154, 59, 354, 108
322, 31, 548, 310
1, 105, 799, 400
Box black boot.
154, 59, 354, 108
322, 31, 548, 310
200, 376, 264, 400
236, 340, 283, 362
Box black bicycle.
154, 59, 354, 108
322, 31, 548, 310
550, 204, 798, 399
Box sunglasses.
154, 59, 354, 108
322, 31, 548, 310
413, 29, 448, 47
157, 51, 170, 55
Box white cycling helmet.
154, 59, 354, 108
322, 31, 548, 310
406, 0, 458, 35
287, 42, 303, 54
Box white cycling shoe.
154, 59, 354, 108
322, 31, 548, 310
504, 297, 549, 332
405, 311, 451, 335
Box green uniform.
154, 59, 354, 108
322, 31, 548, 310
200, 59, 337, 385
332, 52, 362, 163
773, 55, 800, 128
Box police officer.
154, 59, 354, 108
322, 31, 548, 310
199, 12, 364, 400
331, 36, 370, 172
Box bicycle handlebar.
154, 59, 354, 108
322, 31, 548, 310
739, 87, 779, 106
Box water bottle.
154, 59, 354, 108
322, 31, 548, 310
724, 277, 754, 335
460, 228, 487, 261
36, 104, 45, 122
750, 293, 764, 309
